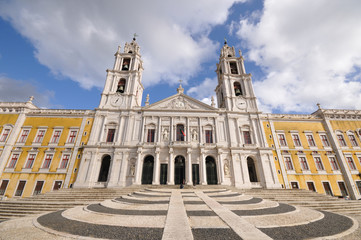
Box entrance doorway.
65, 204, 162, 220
53, 181, 62, 191
290, 182, 299, 189
174, 155, 185, 184
247, 157, 258, 182
323, 182, 333, 196
141, 155, 154, 184
357, 181, 361, 195
98, 155, 111, 182
192, 164, 200, 185
33, 181, 44, 195
160, 164, 168, 185
338, 182, 348, 197
206, 156, 218, 185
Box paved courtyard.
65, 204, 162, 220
0, 188, 360, 239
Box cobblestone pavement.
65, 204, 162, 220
0, 188, 359, 240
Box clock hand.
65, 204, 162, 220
115, 99, 118, 103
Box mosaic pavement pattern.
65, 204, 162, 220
0, 188, 359, 239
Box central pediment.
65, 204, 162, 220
144, 93, 217, 111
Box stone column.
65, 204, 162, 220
134, 148, 142, 185
200, 150, 207, 185
218, 152, 225, 184
119, 152, 129, 186
153, 148, 160, 185
186, 148, 192, 185
168, 148, 174, 184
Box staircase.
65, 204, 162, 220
239, 188, 361, 216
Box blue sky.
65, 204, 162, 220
1, 0, 361, 114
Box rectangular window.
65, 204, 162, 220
346, 156, 356, 170
300, 157, 309, 170
0, 129, 10, 142
0, 180, 9, 196
25, 154, 36, 169
8, 154, 19, 168
348, 135, 358, 147
205, 130, 213, 143
329, 157, 339, 170
33, 181, 44, 195
60, 154, 70, 169
34, 130, 45, 143
42, 154, 53, 168
15, 180, 26, 197
284, 156, 294, 170
67, 130, 77, 143
106, 129, 115, 142
53, 181, 62, 190
176, 125, 185, 141
292, 134, 301, 147
278, 134, 287, 147
243, 131, 252, 144
320, 135, 330, 147
337, 134, 347, 147
306, 134, 316, 147
18, 129, 29, 143
147, 129, 155, 142
51, 130, 61, 143
314, 157, 324, 171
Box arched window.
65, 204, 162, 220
234, 82, 242, 96
117, 79, 126, 93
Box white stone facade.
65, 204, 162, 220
73, 39, 282, 189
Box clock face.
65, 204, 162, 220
236, 99, 246, 109
111, 95, 123, 106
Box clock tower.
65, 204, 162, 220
215, 41, 258, 112
98, 37, 144, 109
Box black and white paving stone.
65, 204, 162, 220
0, 188, 358, 240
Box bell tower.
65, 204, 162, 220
99, 36, 144, 109
215, 40, 258, 112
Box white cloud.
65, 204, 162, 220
0, 0, 245, 90
237, 0, 361, 113
187, 77, 217, 105
0, 76, 54, 107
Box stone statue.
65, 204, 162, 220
162, 128, 169, 141
192, 129, 198, 141
130, 163, 135, 176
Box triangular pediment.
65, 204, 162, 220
144, 93, 217, 111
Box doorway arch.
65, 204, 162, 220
206, 156, 218, 185
247, 157, 258, 182
98, 155, 111, 182
141, 155, 154, 184
174, 155, 185, 184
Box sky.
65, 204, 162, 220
0, 0, 361, 114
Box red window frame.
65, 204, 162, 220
205, 130, 213, 143
329, 157, 339, 170
35, 130, 45, 143
243, 131, 252, 144
349, 135, 358, 147
306, 135, 316, 147
337, 134, 347, 147
0, 129, 10, 142
300, 157, 309, 170
314, 157, 324, 170
9, 154, 19, 168
346, 157, 356, 170
60, 154, 70, 169
284, 157, 293, 170
107, 129, 115, 142
68, 130, 77, 143
320, 135, 330, 147
19, 129, 29, 143
147, 129, 155, 142
278, 134, 287, 146
42, 154, 53, 168
292, 134, 301, 147
25, 154, 36, 168
51, 130, 61, 143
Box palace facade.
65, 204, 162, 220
1, 39, 361, 199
